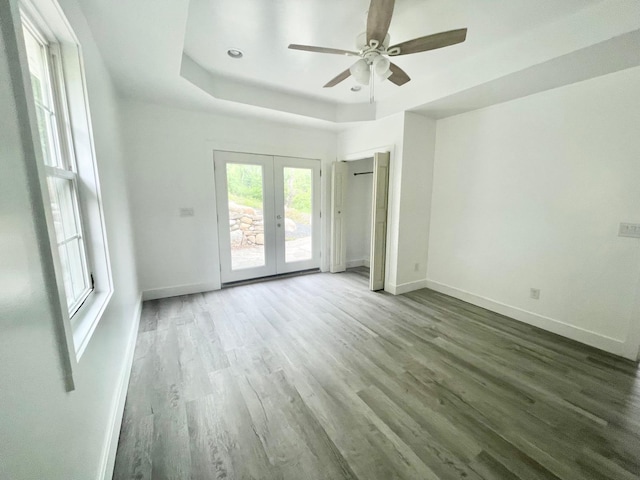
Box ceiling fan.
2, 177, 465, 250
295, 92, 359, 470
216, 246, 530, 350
288, 0, 467, 93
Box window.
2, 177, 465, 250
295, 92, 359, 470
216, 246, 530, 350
22, 20, 92, 316
20, 0, 113, 361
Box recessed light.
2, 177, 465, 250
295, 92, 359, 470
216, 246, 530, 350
227, 48, 244, 59
350, 86, 362, 92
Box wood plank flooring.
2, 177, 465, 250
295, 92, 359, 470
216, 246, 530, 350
113, 268, 640, 480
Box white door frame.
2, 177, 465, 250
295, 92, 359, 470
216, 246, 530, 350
332, 145, 394, 289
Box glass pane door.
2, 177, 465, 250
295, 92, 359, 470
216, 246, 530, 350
274, 157, 321, 274
283, 167, 313, 263
226, 163, 266, 270
214, 152, 276, 283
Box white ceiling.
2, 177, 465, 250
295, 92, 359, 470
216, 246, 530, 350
77, 0, 640, 127
184, 0, 602, 104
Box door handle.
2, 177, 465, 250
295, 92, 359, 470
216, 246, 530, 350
276, 215, 282, 219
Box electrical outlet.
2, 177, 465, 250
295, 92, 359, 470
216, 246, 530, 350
179, 207, 194, 217
619, 223, 640, 238
414, 263, 419, 272
530, 288, 540, 300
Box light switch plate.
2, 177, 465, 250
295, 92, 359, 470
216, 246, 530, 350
180, 208, 194, 217
619, 223, 640, 238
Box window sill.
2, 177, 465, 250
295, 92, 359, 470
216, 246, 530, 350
72, 288, 113, 360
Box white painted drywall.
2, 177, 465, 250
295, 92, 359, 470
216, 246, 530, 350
393, 112, 437, 292
346, 158, 373, 267
0, 0, 140, 479
428, 66, 640, 359
121, 99, 337, 298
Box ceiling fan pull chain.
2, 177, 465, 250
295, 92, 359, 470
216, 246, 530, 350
370, 64, 375, 104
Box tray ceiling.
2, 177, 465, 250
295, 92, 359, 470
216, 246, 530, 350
77, 0, 640, 126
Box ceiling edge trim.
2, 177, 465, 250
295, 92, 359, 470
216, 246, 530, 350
411, 29, 640, 120
180, 53, 379, 124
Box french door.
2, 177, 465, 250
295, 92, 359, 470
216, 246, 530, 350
214, 151, 321, 283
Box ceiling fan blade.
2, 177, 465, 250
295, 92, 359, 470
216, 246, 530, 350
289, 44, 359, 56
323, 69, 351, 88
366, 0, 395, 44
388, 63, 410, 86
388, 28, 467, 56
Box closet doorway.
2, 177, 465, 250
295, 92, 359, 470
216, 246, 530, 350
214, 151, 321, 284
331, 151, 390, 290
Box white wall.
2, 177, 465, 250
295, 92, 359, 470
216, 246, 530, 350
121, 100, 337, 298
394, 112, 437, 292
0, 0, 140, 479
346, 158, 373, 267
428, 67, 640, 360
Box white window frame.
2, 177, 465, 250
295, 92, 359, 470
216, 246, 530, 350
20, 0, 113, 364
22, 16, 93, 317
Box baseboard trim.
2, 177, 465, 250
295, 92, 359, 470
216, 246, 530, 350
346, 260, 369, 268
425, 280, 633, 360
142, 281, 220, 301
386, 279, 428, 295
99, 293, 142, 480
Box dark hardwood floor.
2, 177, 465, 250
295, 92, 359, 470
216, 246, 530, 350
113, 268, 640, 480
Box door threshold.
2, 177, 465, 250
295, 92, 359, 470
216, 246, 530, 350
222, 268, 320, 289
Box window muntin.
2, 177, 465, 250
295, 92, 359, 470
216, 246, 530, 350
22, 19, 92, 315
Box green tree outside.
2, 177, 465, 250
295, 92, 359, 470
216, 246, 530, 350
226, 164, 312, 224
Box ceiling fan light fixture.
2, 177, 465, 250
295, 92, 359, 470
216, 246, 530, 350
354, 69, 371, 85
373, 55, 390, 77
350, 58, 371, 84
379, 69, 392, 82
350, 58, 368, 75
